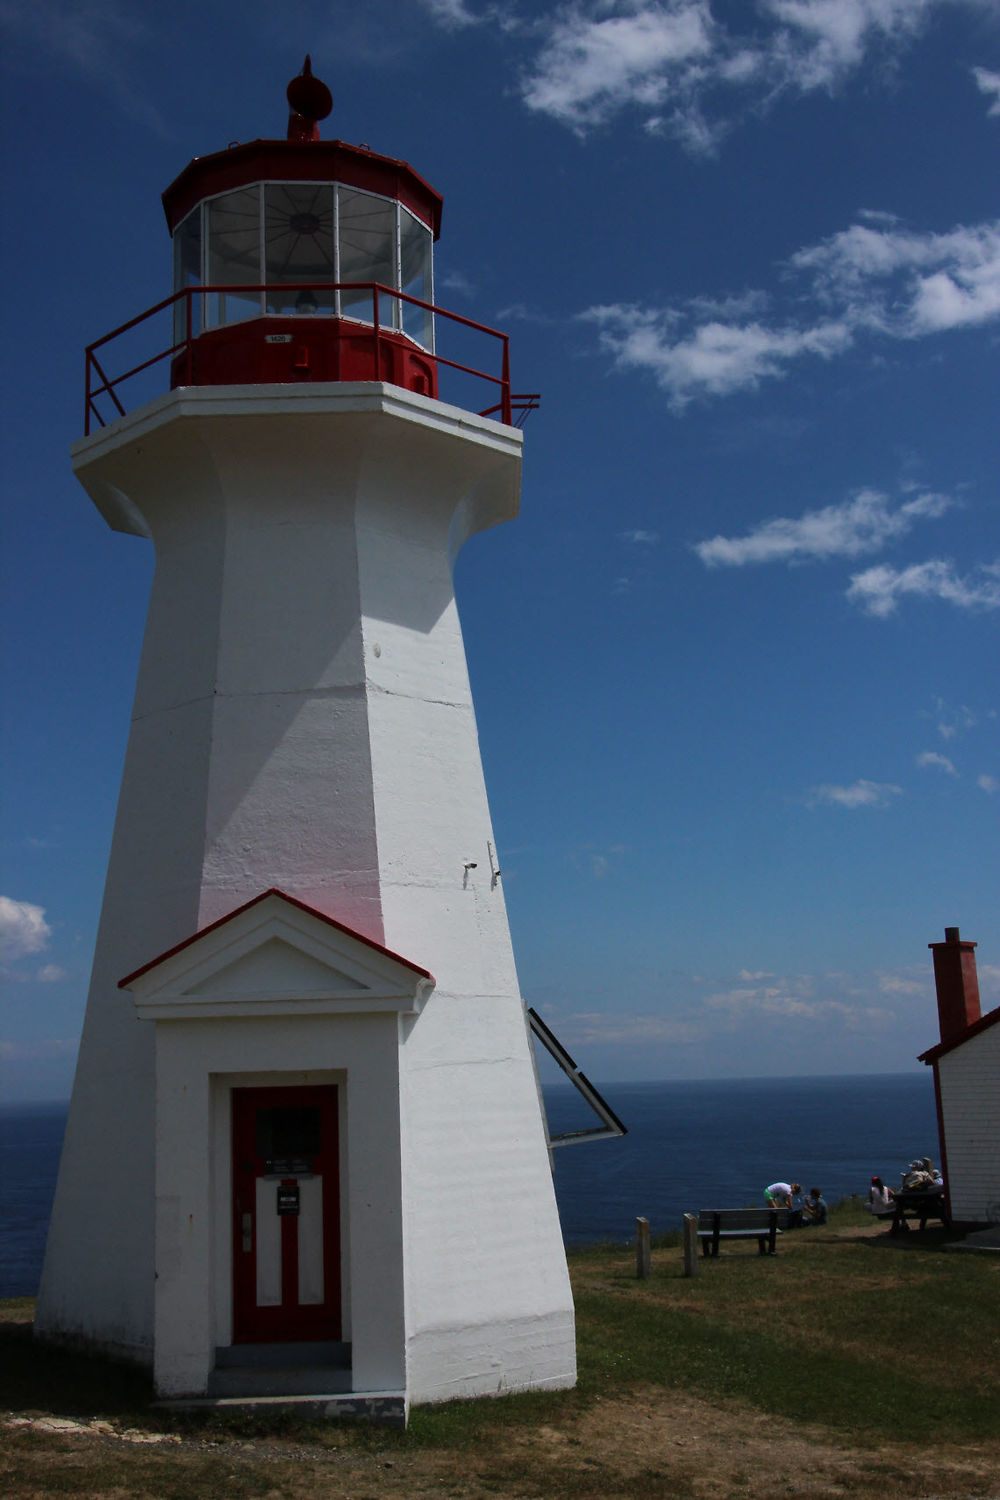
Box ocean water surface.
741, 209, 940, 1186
544, 1072, 937, 1244
0, 1073, 937, 1296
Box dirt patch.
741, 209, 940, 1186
4, 1387, 999, 1499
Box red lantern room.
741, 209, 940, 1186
84, 60, 535, 433
162, 58, 441, 395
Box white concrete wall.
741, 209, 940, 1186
355, 418, 574, 1401
39, 384, 574, 1403
938, 1023, 1000, 1224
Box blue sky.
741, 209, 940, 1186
1, 0, 998, 1101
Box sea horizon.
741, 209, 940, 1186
1, 1072, 938, 1293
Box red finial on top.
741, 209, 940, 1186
287, 55, 333, 142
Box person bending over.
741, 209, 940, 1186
764, 1181, 801, 1209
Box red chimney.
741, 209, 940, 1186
928, 927, 982, 1045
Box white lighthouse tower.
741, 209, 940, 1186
37, 61, 576, 1418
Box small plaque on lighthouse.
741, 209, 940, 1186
276, 1183, 301, 1216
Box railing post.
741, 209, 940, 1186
84, 353, 91, 437
635, 1216, 651, 1279
501, 336, 511, 425
373, 285, 381, 382
185, 290, 193, 387
683, 1213, 700, 1277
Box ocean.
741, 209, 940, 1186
0, 1073, 937, 1296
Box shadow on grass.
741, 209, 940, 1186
0, 1312, 154, 1422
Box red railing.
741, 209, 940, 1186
83, 283, 539, 435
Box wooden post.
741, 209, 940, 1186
683, 1213, 700, 1277
635, 1216, 651, 1279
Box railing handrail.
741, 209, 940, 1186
84, 282, 532, 435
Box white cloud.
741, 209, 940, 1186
847, 558, 1000, 616
621, 528, 661, 543
583, 303, 851, 408
520, 2, 716, 135
978, 773, 998, 793
972, 65, 1000, 116
0, 896, 52, 961
583, 216, 1000, 407
694, 487, 950, 567
792, 220, 1000, 335
36, 963, 69, 983
515, 1, 995, 144
762, 0, 944, 90
916, 750, 957, 775
807, 779, 903, 808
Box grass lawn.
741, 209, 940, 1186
2, 1201, 999, 1498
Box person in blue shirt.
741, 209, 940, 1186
802, 1187, 828, 1226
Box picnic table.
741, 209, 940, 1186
888, 1188, 950, 1235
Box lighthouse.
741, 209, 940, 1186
36, 62, 576, 1418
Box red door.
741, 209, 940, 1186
232, 1084, 341, 1343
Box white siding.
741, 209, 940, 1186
938, 1021, 1000, 1224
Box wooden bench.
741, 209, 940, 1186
697, 1208, 789, 1257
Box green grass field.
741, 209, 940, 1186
2, 1201, 998, 1498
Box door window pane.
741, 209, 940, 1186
264, 184, 335, 315
206, 187, 262, 327
338, 188, 397, 328
255, 1105, 322, 1159
400, 207, 433, 348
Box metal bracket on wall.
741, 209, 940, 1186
528, 1006, 627, 1147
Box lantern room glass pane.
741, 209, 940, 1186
338, 188, 398, 329
264, 184, 335, 315
206, 187, 262, 328
400, 207, 433, 349
172, 207, 202, 343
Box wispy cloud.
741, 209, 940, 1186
418, 0, 482, 27
0, 0, 169, 135
916, 750, 957, 775
0, 896, 51, 961
972, 65, 1000, 116
0, 1038, 78, 1062
513, 1, 995, 146
978, 773, 998, 793
583, 303, 851, 407
703, 973, 891, 1026
793, 220, 1000, 335
556, 1010, 713, 1047
37, 963, 69, 983
807, 779, 903, 808
694, 488, 950, 567
572, 844, 627, 878
877, 970, 927, 997
582, 216, 1000, 408
847, 558, 1000, 616
621, 528, 661, 544
932, 699, 979, 741
519, 1, 716, 136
